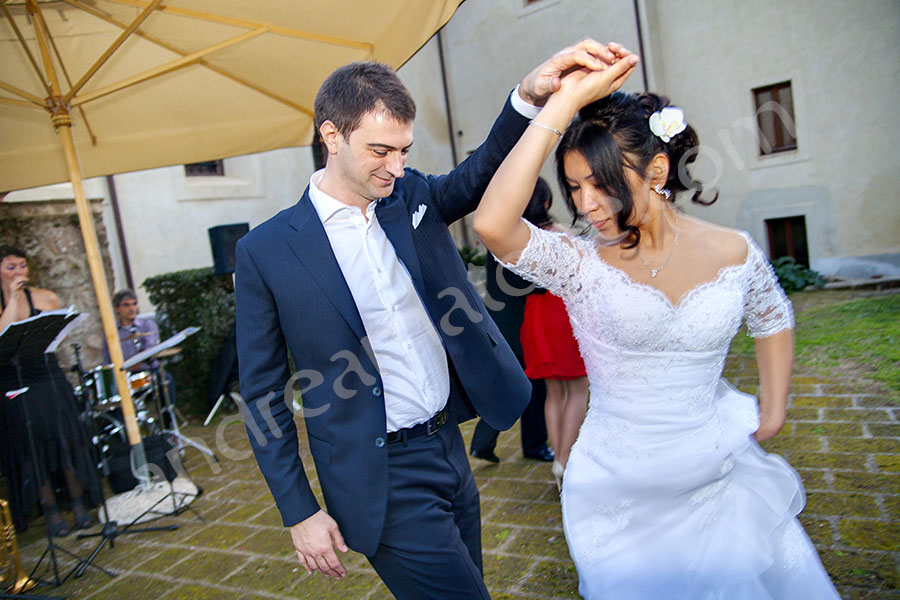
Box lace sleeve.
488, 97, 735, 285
742, 235, 794, 338
496, 219, 584, 297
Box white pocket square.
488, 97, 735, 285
411, 204, 427, 229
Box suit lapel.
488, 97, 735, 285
286, 194, 366, 340
375, 196, 425, 291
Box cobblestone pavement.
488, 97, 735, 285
14, 358, 899, 599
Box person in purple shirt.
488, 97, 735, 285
103, 289, 159, 370
102, 289, 176, 410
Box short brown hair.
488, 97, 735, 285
112, 289, 137, 307
314, 61, 416, 137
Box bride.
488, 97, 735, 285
474, 43, 839, 598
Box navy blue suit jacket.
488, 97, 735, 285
235, 96, 532, 555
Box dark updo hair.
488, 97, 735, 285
555, 91, 716, 248
0, 245, 27, 263
522, 177, 554, 229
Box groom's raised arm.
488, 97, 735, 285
427, 39, 621, 224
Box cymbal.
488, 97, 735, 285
156, 346, 182, 359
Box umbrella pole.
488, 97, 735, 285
25, 0, 149, 485
55, 121, 149, 484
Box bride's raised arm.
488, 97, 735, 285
473, 43, 639, 265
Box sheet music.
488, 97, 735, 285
0, 305, 74, 339
121, 326, 201, 370
45, 310, 87, 353
0, 305, 81, 363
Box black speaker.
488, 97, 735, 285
208, 223, 249, 275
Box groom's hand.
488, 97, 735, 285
289, 510, 349, 579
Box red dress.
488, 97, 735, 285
520, 291, 586, 380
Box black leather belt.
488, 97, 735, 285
386, 407, 449, 444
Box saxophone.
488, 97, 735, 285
1, 498, 36, 593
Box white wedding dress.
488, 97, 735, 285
504, 221, 840, 599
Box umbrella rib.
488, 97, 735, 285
70, 27, 269, 108
62, 0, 164, 105
0, 94, 42, 109
103, 0, 372, 51
63, 0, 313, 118
44, 10, 100, 143
1, 1, 53, 100
0, 79, 45, 107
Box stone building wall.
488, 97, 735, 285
0, 198, 115, 377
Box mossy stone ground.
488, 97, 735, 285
13, 290, 899, 598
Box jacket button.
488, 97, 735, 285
372, 386, 382, 397
375, 437, 385, 448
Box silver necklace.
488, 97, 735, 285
638, 211, 680, 278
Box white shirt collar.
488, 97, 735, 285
309, 169, 376, 223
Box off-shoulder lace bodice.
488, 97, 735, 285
502, 219, 793, 357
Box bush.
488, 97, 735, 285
458, 245, 487, 267
143, 268, 235, 414
771, 256, 825, 294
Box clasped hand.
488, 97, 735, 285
519, 39, 639, 107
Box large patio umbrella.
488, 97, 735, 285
0, 0, 463, 466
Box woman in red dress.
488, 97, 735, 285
516, 179, 589, 489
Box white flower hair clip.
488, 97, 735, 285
648, 107, 687, 143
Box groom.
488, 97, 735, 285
235, 40, 618, 599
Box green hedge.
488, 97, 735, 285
143, 268, 235, 414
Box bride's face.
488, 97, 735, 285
564, 150, 651, 239
564, 151, 618, 236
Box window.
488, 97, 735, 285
753, 81, 797, 156
185, 160, 224, 176
766, 216, 809, 267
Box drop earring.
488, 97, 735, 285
653, 183, 671, 200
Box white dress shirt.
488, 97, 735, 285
309, 171, 449, 432
307, 87, 539, 432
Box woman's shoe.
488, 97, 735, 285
551, 460, 565, 493
45, 507, 71, 538
72, 501, 95, 530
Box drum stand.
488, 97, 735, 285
153, 362, 217, 464
69, 345, 178, 580
82, 361, 212, 530
90, 330, 211, 529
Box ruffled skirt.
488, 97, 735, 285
562, 381, 839, 599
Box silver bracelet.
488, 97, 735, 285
528, 119, 563, 137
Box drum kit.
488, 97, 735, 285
72, 331, 180, 462
73, 325, 215, 478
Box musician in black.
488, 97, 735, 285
0, 245, 101, 534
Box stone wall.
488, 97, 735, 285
0, 198, 115, 377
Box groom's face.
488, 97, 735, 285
330, 110, 414, 205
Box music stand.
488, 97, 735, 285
0, 308, 113, 594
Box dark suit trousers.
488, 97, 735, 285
470, 376, 547, 456
368, 419, 490, 600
